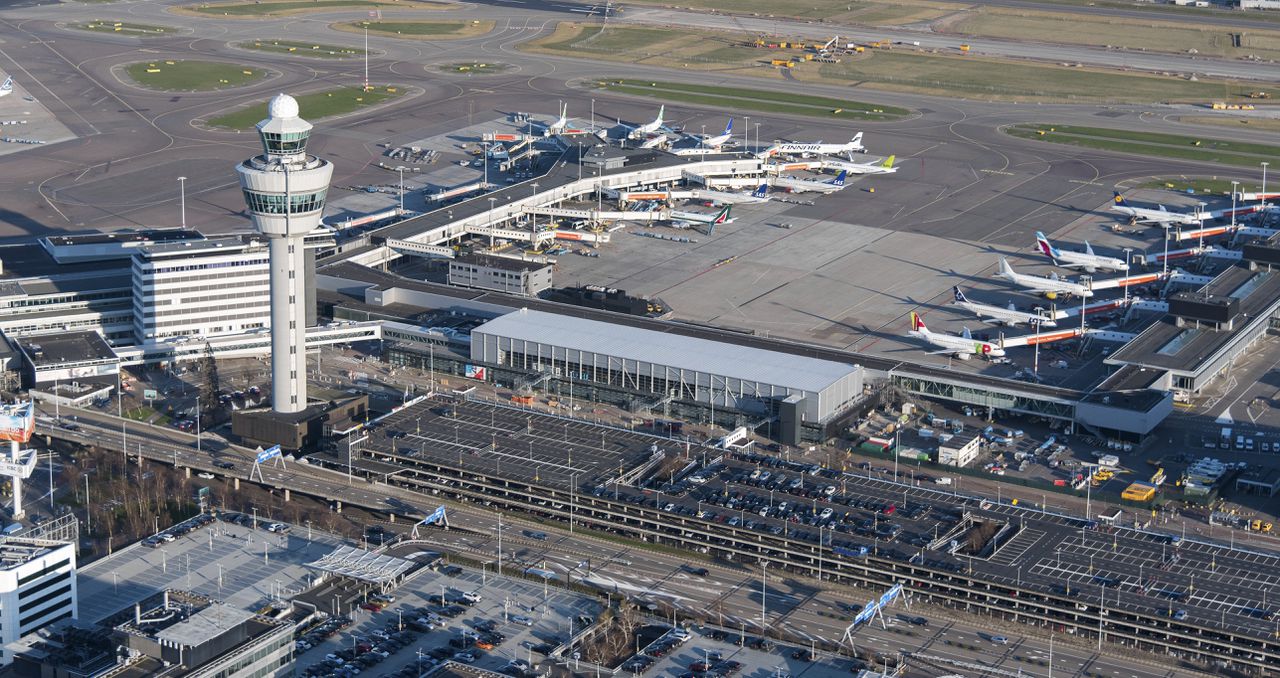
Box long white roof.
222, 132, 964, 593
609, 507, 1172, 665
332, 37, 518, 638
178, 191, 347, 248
473, 309, 858, 393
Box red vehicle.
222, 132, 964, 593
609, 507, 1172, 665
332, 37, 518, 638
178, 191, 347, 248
882, 504, 896, 516
360, 602, 383, 613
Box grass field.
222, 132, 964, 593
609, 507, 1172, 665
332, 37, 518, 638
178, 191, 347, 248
332, 20, 491, 39
238, 40, 365, 58
205, 86, 404, 129
71, 20, 174, 36
599, 79, 909, 120
1007, 124, 1280, 168
124, 60, 267, 91
949, 9, 1280, 59
815, 51, 1247, 103
1139, 178, 1264, 194
188, 0, 446, 17
528, 22, 1249, 104
436, 62, 513, 74
1178, 115, 1280, 133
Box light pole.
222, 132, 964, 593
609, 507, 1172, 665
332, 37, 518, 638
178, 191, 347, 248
1231, 181, 1240, 234
1122, 248, 1132, 303
760, 561, 768, 627
701, 124, 706, 160
487, 197, 497, 249
1263, 162, 1270, 208
178, 176, 188, 228
743, 115, 750, 151
397, 167, 404, 213
1161, 225, 1171, 277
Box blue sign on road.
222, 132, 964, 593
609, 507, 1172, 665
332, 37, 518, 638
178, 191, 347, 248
256, 445, 281, 463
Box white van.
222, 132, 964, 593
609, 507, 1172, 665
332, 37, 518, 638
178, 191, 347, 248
462, 591, 482, 603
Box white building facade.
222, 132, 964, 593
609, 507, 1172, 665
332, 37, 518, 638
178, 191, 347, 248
0, 539, 77, 663
131, 236, 271, 344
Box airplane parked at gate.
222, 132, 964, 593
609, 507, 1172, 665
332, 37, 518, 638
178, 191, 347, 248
757, 132, 865, 158
624, 105, 667, 138
668, 205, 733, 227
952, 288, 1057, 327
825, 155, 896, 175
772, 170, 848, 194
699, 119, 735, 149
698, 184, 771, 205
996, 258, 1094, 297
907, 312, 1005, 359
1110, 192, 1204, 226
1035, 232, 1129, 273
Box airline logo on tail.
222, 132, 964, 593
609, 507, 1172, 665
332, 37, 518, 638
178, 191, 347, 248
0, 77, 11, 96
713, 206, 732, 224
751, 184, 768, 199
1113, 192, 1127, 206
829, 170, 847, 187
1035, 231, 1060, 259
910, 312, 927, 332
724, 119, 733, 135
882, 155, 895, 169
952, 286, 968, 303
851, 131, 863, 148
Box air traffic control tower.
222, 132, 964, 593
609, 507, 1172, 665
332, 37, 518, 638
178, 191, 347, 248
235, 94, 332, 413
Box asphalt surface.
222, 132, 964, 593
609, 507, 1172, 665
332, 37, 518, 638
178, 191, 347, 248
41, 402, 1214, 678
0, 0, 1277, 242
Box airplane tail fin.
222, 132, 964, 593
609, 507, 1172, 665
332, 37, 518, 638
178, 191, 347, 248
962, 327, 973, 340
831, 170, 847, 187
882, 155, 895, 169
910, 312, 928, 333
952, 286, 967, 303
0, 77, 11, 92
655, 105, 665, 125
851, 131, 863, 147
752, 183, 768, 198
998, 257, 1015, 277
714, 206, 731, 224
1084, 241, 1096, 256
1035, 231, 1059, 259
1113, 191, 1127, 206
724, 118, 733, 135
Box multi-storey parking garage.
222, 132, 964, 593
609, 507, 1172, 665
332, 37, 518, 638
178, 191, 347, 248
302, 395, 1278, 674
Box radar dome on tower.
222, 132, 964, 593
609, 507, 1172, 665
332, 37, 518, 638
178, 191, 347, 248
267, 93, 300, 120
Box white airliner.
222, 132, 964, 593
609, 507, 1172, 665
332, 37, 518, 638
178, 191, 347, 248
699, 119, 734, 148
757, 132, 864, 158
826, 155, 896, 175
1110, 192, 1203, 226
0, 77, 11, 99
996, 258, 1094, 297
1035, 232, 1128, 273
772, 170, 847, 194
698, 184, 770, 205
668, 205, 733, 228
952, 287, 1057, 327
626, 105, 666, 138
534, 102, 568, 136
907, 312, 1005, 359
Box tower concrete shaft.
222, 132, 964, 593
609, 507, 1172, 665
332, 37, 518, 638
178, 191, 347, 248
235, 94, 333, 414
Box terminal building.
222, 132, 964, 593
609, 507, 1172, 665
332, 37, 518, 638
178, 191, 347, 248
447, 254, 552, 296
470, 308, 866, 440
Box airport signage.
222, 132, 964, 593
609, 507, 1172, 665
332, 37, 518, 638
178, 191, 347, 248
465, 365, 487, 380
424, 505, 447, 525
0, 402, 33, 444
143, 389, 158, 400
256, 445, 282, 463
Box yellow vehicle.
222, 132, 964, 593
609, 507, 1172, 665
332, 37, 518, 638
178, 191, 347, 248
959, 44, 971, 53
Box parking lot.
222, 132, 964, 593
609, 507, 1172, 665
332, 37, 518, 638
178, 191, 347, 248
293, 552, 603, 678
353, 395, 684, 490
77, 513, 345, 624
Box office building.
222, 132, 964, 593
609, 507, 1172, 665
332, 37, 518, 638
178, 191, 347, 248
0, 537, 77, 664
447, 254, 552, 296
131, 235, 271, 344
